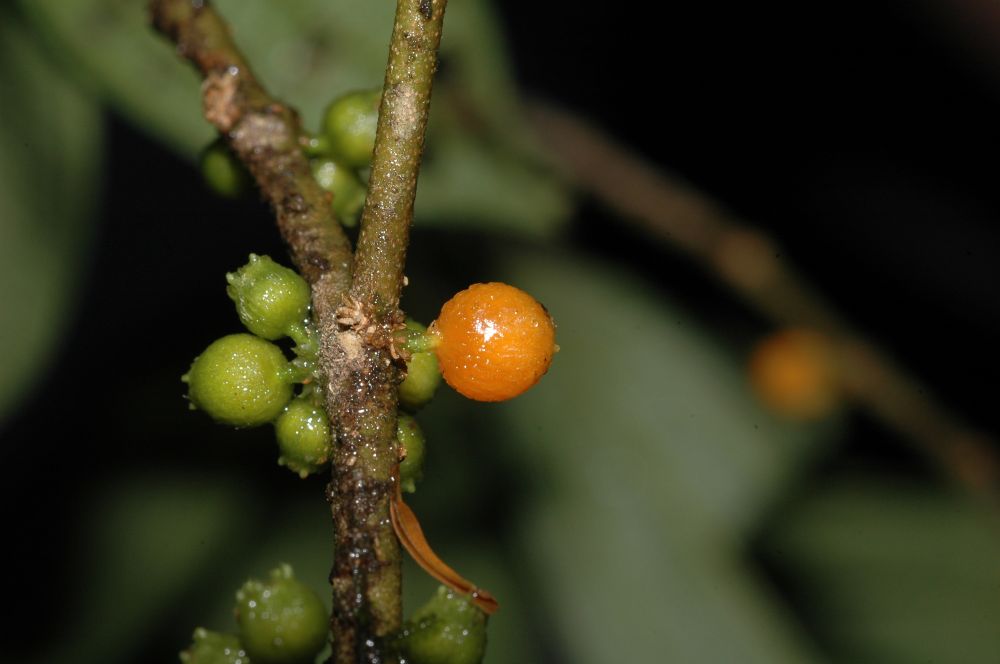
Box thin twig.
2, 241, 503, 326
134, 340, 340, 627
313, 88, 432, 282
149, 0, 353, 318
526, 99, 1000, 505
352, 0, 447, 315
325, 1, 448, 660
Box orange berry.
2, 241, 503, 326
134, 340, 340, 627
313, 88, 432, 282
748, 328, 840, 420
430, 282, 556, 402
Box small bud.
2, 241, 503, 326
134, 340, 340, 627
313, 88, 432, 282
184, 334, 293, 427
402, 586, 488, 664
399, 320, 442, 411
311, 159, 367, 227
321, 88, 381, 168
179, 628, 249, 664
397, 413, 425, 493
275, 397, 332, 478
226, 255, 311, 341
200, 138, 251, 199
235, 564, 329, 664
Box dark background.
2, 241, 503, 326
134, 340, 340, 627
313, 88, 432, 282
3, 1, 999, 662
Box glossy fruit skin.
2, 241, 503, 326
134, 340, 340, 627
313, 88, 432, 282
179, 628, 250, 664
398, 320, 442, 411
200, 138, 251, 199
321, 89, 381, 168
184, 334, 293, 427
748, 328, 839, 420
397, 413, 425, 493
431, 282, 556, 402
311, 158, 367, 227
226, 254, 311, 341
401, 586, 487, 664
235, 564, 329, 664
275, 397, 332, 478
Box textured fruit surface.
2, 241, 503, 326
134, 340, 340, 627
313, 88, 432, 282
397, 413, 425, 493
431, 282, 556, 402
275, 397, 332, 478
235, 564, 328, 664
321, 89, 381, 168
749, 328, 839, 420
185, 334, 293, 427
226, 254, 311, 341
180, 628, 249, 664
402, 586, 487, 664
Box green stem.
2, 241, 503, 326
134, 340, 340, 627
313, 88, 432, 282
351, 0, 448, 317
326, 2, 448, 662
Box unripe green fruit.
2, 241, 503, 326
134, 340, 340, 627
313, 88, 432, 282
184, 334, 293, 427
226, 255, 311, 341
235, 564, 328, 664
200, 138, 251, 199
399, 320, 441, 411
321, 89, 381, 168
397, 413, 425, 494
402, 586, 487, 664
311, 159, 367, 227
180, 628, 250, 664
275, 397, 332, 478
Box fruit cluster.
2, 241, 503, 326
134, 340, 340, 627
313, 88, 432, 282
185, 255, 556, 489
189, 80, 557, 664
182, 254, 333, 478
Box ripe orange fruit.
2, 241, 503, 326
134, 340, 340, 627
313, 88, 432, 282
430, 282, 556, 402
748, 328, 840, 420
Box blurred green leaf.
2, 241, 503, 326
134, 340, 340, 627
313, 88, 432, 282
38, 473, 257, 664
21, 0, 570, 236
0, 16, 101, 424
415, 129, 571, 238
494, 250, 833, 663
763, 478, 1000, 664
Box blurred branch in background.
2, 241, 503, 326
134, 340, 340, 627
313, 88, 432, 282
526, 99, 1000, 506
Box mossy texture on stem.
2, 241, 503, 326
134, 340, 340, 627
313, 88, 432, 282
327, 1, 448, 662
351, 0, 448, 317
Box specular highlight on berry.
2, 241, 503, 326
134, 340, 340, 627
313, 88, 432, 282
430, 282, 556, 402
235, 564, 328, 664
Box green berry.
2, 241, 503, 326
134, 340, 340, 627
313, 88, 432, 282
311, 159, 367, 227
184, 334, 293, 427
226, 255, 311, 341
397, 413, 425, 494
275, 397, 332, 478
200, 138, 251, 198
235, 564, 328, 664
399, 320, 441, 411
402, 586, 487, 664
321, 89, 381, 168
179, 628, 250, 664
